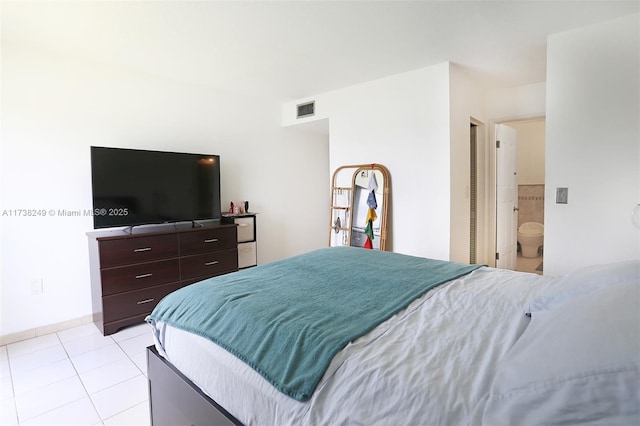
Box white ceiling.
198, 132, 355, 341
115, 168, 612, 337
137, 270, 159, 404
2, 1, 638, 101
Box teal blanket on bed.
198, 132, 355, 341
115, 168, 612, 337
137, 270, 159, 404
147, 246, 483, 401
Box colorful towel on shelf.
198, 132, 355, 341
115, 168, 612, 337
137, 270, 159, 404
364, 172, 378, 248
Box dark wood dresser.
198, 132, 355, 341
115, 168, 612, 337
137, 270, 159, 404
88, 224, 238, 335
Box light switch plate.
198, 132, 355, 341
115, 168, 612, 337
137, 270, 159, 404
556, 187, 568, 204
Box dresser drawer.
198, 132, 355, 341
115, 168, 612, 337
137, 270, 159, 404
180, 248, 238, 280
103, 282, 183, 324
179, 227, 237, 256
99, 234, 179, 268
101, 259, 180, 296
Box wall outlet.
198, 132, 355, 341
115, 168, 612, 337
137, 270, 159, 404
556, 187, 569, 204
31, 278, 43, 295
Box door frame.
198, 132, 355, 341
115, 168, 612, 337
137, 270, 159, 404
482, 115, 545, 268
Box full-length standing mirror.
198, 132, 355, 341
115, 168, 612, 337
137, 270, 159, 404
329, 164, 390, 251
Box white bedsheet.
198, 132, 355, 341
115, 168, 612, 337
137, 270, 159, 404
151, 267, 551, 425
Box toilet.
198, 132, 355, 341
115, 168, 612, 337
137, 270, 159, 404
518, 222, 544, 258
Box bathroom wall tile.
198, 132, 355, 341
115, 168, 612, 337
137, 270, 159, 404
518, 184, 545, 226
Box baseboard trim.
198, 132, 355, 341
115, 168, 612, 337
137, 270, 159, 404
0, 315, 94, 346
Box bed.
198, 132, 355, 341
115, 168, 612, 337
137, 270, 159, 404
146, 246, 639, 425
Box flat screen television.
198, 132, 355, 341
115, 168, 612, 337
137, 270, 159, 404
90, 146, 221, 229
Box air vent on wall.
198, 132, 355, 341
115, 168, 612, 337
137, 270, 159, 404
297, 101, 315, 119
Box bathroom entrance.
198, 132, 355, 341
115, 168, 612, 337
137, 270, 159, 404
495, 118, 546, 274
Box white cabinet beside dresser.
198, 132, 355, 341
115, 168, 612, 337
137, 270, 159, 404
222, 214, 257, 269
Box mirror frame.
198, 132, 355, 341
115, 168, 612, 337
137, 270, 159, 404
329, 163, 391, 251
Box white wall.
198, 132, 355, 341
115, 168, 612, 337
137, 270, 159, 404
286, 63, 453, 260
485, 82, 546, 122
285, 62, 488, 262
449, 64, 487, 264
0, 42, 328, 337
545, 14, 640, 275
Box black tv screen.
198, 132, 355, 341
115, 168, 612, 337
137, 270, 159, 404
90, 146, 221, 229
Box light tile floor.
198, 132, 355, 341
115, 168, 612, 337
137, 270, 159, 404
515, 252, 544, 275
1, 322, 153, 425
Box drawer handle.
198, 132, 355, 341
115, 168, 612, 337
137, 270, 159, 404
137, 298, 154, 305
134, 247, 152, 253
205, 260, 219, 266
135, 273, 153, 279
204, 238, 218, 243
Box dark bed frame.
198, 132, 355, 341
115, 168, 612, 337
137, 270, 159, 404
147, 346, 243, 426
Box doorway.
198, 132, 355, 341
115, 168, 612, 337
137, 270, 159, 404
495, 118, 546, 274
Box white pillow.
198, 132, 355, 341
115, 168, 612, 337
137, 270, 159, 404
527, 260, 639, 315
481, 279, 640, 425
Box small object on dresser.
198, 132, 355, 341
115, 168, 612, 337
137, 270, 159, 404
229, 202, 234, 213
245, 201, 249, 213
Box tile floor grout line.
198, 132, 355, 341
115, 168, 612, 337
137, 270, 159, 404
100, 380, 148, 425
52, 329, 105, 426
74, 329, 149, 424
4, 324, 152, 425
116, 337, 147, 377
5, 346, 20, 425
12, 332, 85, 425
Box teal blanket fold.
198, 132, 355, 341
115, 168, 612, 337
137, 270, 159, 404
147, 246, 483, 401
